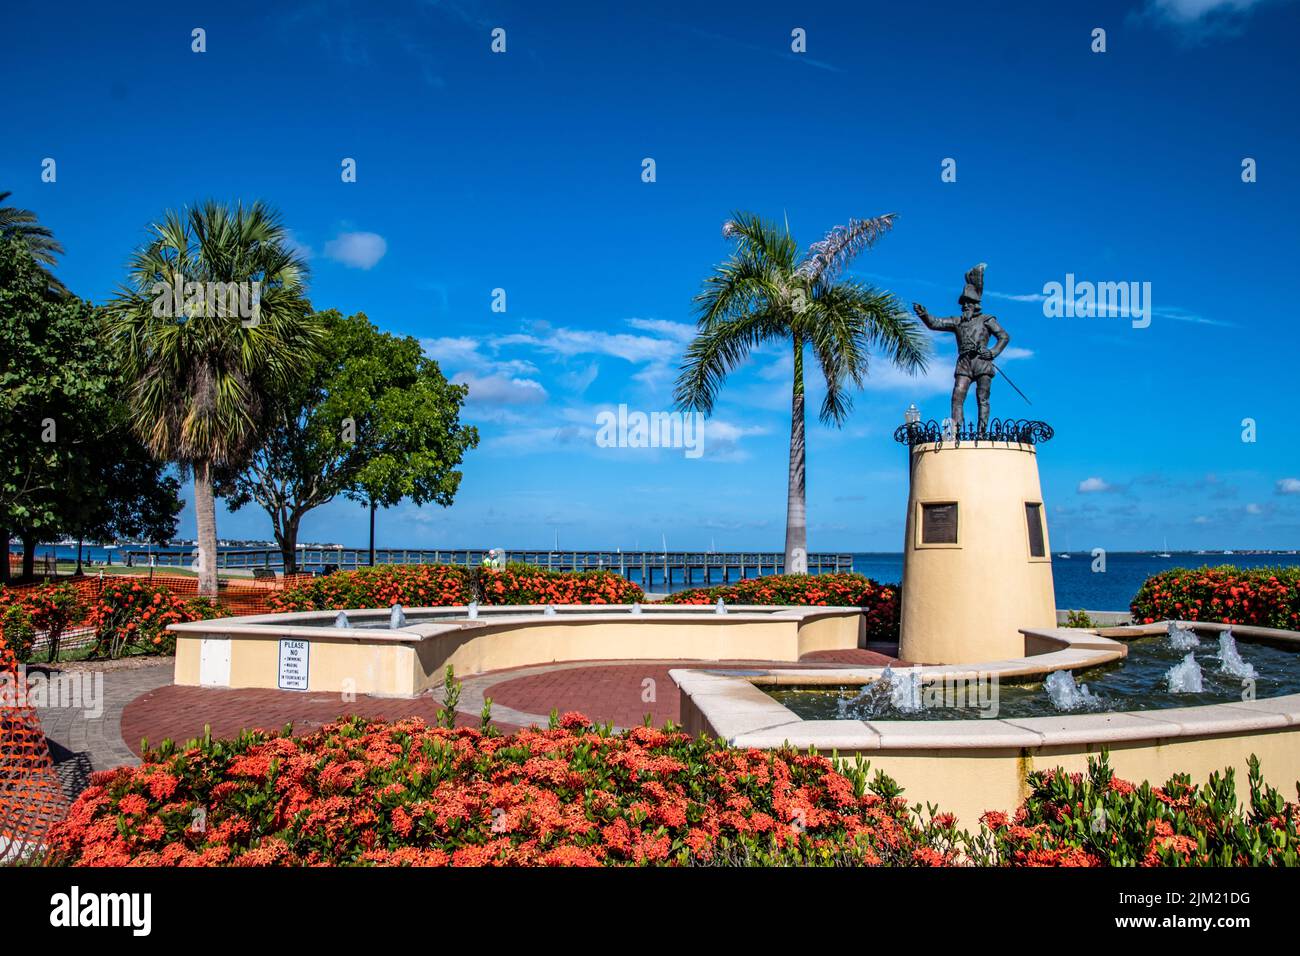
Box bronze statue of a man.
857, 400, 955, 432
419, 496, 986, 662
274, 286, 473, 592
912, 263, 1010, 435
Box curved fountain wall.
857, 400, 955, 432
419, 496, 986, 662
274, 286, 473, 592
169, 604, 865, 697
672, 621, 1300, 825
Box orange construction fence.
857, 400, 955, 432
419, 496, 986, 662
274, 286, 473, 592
0, 570, 311, 857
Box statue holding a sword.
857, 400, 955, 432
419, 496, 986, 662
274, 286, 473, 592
912, 262, 1029, 435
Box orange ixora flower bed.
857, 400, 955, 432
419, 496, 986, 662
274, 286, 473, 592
1130, 566, 1300, 629
661, 573, 900, 643
44, 713, 962, 867
270, 562, 643, 612
41, 713, 1300, 867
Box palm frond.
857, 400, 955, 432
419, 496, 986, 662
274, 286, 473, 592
673, 310, 783, 414
796, 214, 896, 284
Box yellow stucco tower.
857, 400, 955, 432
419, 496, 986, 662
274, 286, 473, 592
896, 422, 1057, 664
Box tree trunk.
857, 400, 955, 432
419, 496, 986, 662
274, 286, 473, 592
279, 513, 301, 575
75, 537, 84, 576
784, 335, 808, 574
193, 459, 219, 598
368, 499, 377, 566
21, 532, 37, 582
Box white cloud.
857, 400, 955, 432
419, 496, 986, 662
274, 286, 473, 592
625, 317, 696, 342
1277, 478, 1300, 495
453, 373, 547, 405
1146, 0, 1272, 24
1246, 502, 1264, 514
324, 231, 387, 269
1078, 477, 1114, 494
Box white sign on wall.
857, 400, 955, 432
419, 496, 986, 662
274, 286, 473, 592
277, 638, 310, 691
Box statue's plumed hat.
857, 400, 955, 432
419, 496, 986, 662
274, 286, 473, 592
959, 263, 986, 304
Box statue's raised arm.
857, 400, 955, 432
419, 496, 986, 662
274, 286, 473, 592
912, 302, 958, 332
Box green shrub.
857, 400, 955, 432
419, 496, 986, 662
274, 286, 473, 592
973, 751, 1300, 866
1064, 609, 1096, 628
0, 603, 36, 663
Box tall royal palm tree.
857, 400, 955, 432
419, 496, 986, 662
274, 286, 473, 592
0, 190, 67, 293
675, 212, 928, 573
107, 200, 319, 596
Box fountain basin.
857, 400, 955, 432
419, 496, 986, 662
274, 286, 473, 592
671, 620, 1300, 824
169, 604, 865, 697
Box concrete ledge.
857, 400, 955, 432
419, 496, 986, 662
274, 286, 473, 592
671, 620, 1300, 824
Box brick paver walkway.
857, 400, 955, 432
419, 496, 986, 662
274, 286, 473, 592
35, 660, 174, 802
118, 648, 898, 757
120, 686, 523, 757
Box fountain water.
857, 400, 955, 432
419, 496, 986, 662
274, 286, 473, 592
1166, 621, 1200, 651
467, 601, 478, 620
1043, 670, 1102, 711
544, 604, 557, 617
837, 666, 924, 718
1165, 652, 1204, 693
630, 602, 643, 615
1217, 630, 1257, 680
390, 604, 407, 629
715, 598, 728, 616
333, 611, 350, 629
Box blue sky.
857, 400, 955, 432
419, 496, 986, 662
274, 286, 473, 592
5, 0, 1299, 552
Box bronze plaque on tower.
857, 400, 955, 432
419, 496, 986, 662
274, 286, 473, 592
921, 502, 958, 544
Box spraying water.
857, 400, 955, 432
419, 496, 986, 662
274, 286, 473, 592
1043, 670, 1102, 711
715, 598, 727, 616
1166, 621, 1201, 651
544, 604, 557, 617
1217, 630, 1257, 680
333, 611, 350, 629
1165, 652, 1204, 693
837, 666, 924, 718
467, 601, 478, 620
390, 604, 407, 629
630, 602, 642, 615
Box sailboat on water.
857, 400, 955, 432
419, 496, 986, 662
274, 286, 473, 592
1158, 536, 1172, 558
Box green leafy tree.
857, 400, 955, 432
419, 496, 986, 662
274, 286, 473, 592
217, 310, 478, 572
107, 200, 320, 596
57, 434, 184, 573
0, 239, 104, 582
675, 213, 928, 572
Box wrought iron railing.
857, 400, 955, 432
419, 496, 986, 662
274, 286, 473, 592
893, 418, 1054, 448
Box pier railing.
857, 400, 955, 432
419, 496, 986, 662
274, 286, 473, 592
120, 548, 855, 590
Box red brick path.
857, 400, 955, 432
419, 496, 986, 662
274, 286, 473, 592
119, 648, 900, 756
486, 649, 899, 729
121, 686, 522, 755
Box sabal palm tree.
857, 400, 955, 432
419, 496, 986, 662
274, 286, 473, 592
0, 190, 67, 293
675, 212, 928, 573
107, 200, 319, 596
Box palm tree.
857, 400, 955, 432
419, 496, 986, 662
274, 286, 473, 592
0, 190, 67, 293
107, 200, 319, 596
675, 212, 928, 573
